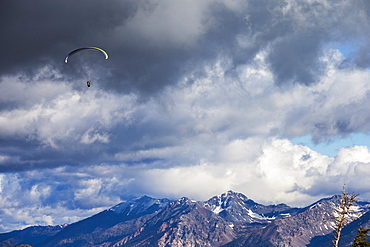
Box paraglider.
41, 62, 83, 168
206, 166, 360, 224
64, 47, 108, 87
64, 47, 108, 64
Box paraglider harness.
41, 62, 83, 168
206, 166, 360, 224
87, 81, 91, 87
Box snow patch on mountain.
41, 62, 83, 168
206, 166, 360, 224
109, 195, 170, 215
247, 209, 276, 221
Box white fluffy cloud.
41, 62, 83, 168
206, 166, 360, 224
0, 71, 137, 157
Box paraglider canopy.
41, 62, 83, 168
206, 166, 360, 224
64, 47, 109, 87
64, 47, 108, 63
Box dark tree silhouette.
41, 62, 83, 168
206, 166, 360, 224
353, 226, 370, 247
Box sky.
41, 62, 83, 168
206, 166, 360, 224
1, 0, 370, 232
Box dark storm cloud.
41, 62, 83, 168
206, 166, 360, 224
0, 0, 209, 94
243, 0, 357, 85
2, 0, 369, 96
0, 143, 100, 173
0, 0, 129, 72
0, 0, 203, 94
268, 32, 323, 85
344, 0, 370, 68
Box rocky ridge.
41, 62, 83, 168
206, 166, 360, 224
1, 191, 369, 247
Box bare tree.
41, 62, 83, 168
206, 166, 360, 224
332, 185, 360, 247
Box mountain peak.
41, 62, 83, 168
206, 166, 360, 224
109, 195, 170, 216
222, 190, 249, 199
205, 190, 252, 211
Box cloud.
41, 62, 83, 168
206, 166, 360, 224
306, 145, 370, 200
113, 0, 209, 48
0, 0, 247, 95
80, 129, 110, 144
2, 41, 370, 174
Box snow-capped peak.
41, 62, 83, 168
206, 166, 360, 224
109, 195, 170, 216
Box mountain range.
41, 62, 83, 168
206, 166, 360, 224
1, 191, 369, 247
